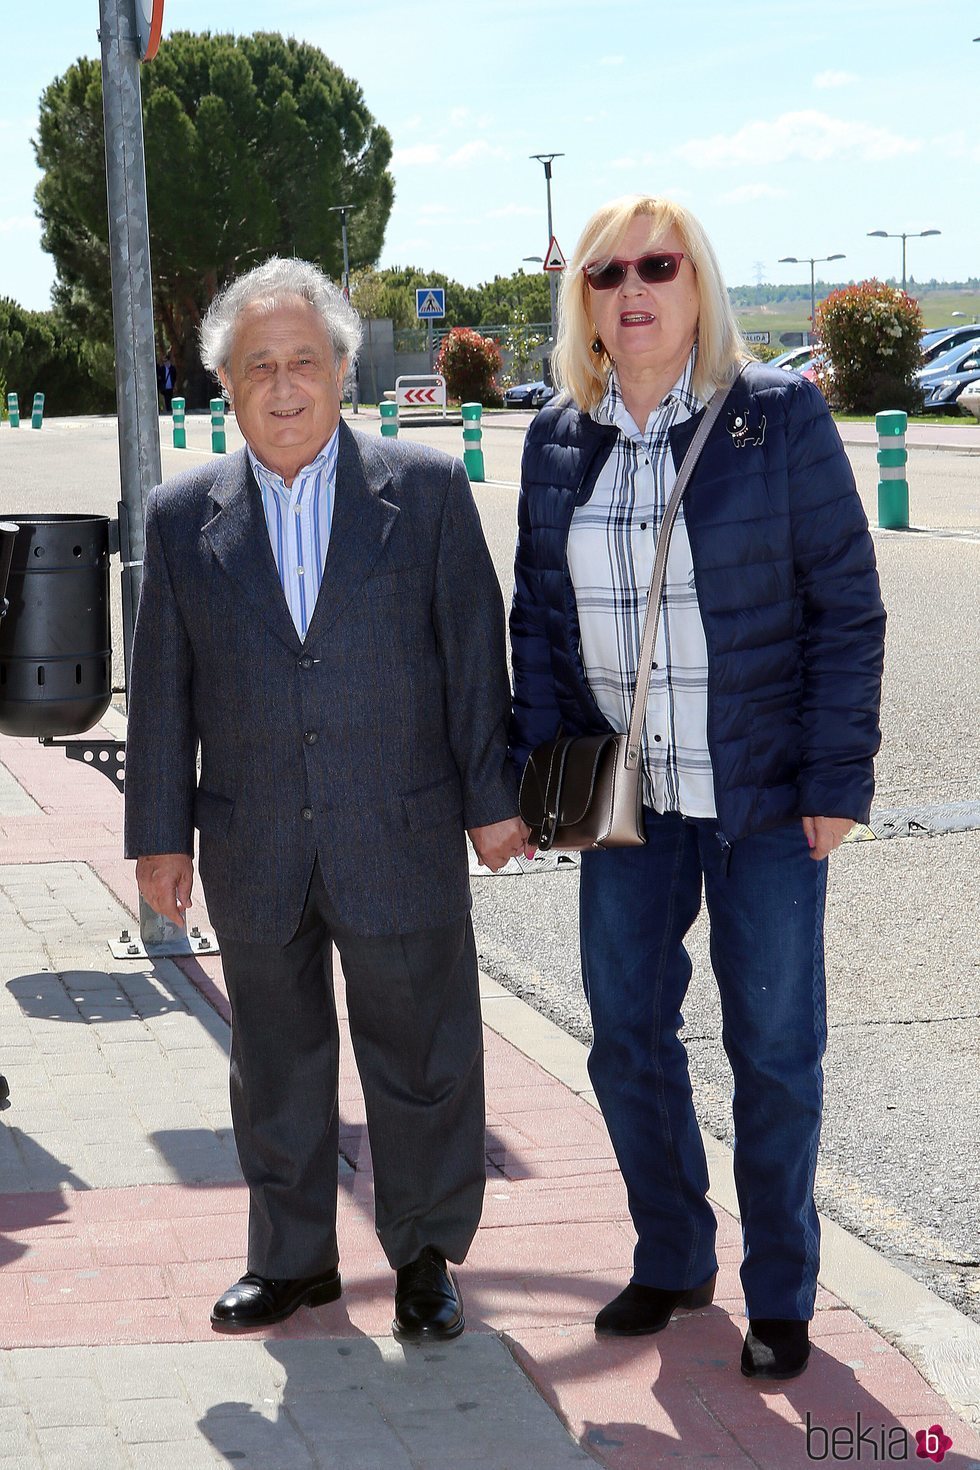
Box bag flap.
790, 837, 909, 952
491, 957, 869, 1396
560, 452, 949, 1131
519, 735, 618, 826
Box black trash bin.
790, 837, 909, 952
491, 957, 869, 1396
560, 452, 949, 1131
0, 514, 112, 738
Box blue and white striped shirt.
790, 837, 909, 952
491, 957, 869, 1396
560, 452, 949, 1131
568, 351, 716, 817
248, 427, 339, 640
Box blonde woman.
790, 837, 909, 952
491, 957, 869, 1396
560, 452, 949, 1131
509, 196, 885, 1380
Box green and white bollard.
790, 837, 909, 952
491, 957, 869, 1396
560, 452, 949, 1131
172, 396, 186, 450
876, 410, 909, 530
461, 402, 485, 482
210, 397, 226, 455
6, 393, 19, 428
31, 392, 44, 429
379, 401, 399, 438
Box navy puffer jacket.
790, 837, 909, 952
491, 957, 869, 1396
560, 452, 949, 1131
509, 362, 886, 841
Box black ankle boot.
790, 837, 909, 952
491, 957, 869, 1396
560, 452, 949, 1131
741, 1318, 810, 1379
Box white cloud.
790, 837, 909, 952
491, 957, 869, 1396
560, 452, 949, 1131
0, 215, 38, 235
675, 111, 921, 168
445, 139, 507, 167
449, 107, 470, 128
599, 54, 625, 66
719, 183, 790, 204
813, 69, 858, 89
392, 144, 442, 166
418, 203, 453, 217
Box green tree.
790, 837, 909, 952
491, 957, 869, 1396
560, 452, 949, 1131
349, 266, 480, 330
34, 31, 394, 402
0, 297, 114, 415
815, 280, 924, 414
469, 269, 550, 328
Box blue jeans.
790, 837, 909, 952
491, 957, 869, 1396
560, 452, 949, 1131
580, 810, 828, 1320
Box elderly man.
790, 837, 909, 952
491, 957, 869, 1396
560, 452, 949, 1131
125, 257, 526, 1339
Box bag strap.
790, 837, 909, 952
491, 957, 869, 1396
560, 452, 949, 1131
625, 366, 744, 769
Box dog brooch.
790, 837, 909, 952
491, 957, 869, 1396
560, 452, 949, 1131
726, 408, 766, 449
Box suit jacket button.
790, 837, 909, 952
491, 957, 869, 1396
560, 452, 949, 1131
299, 654, 314, 670
301, 806, 314, 821
304, 730, 318, 745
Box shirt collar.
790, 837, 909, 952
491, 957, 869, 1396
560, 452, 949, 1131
247, 422, 340, 494
592, 345, 703, 436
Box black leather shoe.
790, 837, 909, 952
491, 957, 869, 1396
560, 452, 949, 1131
210, 1269, 341, 1332
741, 1318, 810, 1379
392, 1246, 464, 1342
595, 1272, 716, 1337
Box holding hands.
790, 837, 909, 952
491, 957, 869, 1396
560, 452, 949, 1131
468, 816, 533, 873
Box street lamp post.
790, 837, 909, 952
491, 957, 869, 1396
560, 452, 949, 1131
327, 203, 357, 412
866, 229, 941, 294
778, 253, 846, 341
530, 153, 563, 350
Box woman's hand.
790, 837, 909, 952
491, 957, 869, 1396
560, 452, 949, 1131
801, 816, 854, 861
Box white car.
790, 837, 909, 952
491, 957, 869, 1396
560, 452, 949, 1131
956, 379, 980, 421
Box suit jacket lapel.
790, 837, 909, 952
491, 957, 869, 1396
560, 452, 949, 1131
302, 422, 399, 646
201, 449, 302, 653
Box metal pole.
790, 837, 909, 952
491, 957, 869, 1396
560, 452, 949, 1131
809, 259, 816, 343
531, 154, 563, 351
99, 0, 162, 697
544, 162, 557, 347
901, 235, 907, 294
339, 211, 350, 300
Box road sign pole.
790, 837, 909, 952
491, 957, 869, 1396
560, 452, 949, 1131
99, 0, 162, 695
428, 320, 433, 375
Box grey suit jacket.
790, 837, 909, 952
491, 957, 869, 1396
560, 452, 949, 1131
123, 424, 517, 942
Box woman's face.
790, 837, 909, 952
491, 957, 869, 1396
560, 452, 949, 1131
587, 218, 700, 381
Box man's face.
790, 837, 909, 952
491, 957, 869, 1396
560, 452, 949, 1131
219, 295, 346, 480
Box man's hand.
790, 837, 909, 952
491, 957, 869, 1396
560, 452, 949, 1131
136, 853, 194, 926
468, 816, 532, 873
801, 816, 854, 861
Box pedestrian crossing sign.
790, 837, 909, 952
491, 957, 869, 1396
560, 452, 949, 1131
416, 288, 446, 320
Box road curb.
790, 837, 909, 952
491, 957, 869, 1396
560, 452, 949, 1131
477, 970, 980, 1432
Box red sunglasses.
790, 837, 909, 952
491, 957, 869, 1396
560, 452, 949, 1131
583, 251, 690, 291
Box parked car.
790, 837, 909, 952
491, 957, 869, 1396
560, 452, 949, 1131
914, 341, 980, 412
770, 345, 814, 372
530, 383, 556, 409
956, 380, 980, 421
919, 325, 980, 366
503, 379, 545, 408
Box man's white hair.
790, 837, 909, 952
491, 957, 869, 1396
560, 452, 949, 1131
199, 256, 363, 376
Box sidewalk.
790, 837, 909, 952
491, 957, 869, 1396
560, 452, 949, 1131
2, 713, 979, 1469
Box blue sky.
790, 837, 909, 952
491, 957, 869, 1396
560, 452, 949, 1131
2, 0, 977, 312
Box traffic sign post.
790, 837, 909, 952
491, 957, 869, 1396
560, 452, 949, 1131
416, 288, 446, 374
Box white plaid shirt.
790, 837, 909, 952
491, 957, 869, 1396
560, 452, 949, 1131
567, 351, 716, 816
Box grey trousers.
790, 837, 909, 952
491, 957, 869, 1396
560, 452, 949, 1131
216, 862, 486, 1277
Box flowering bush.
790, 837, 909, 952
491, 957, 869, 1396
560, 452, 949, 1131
436, 327, 503, 406
814, 280, 924, 414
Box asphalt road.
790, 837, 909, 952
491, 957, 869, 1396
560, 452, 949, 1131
2, 412, 978, 1325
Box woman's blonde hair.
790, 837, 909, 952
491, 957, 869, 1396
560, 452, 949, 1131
551, 194, 749, 411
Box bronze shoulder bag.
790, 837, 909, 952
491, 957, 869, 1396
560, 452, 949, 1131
518, 379, 734, 852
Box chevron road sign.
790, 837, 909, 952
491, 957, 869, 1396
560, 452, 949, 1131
395, 375, 448, 417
